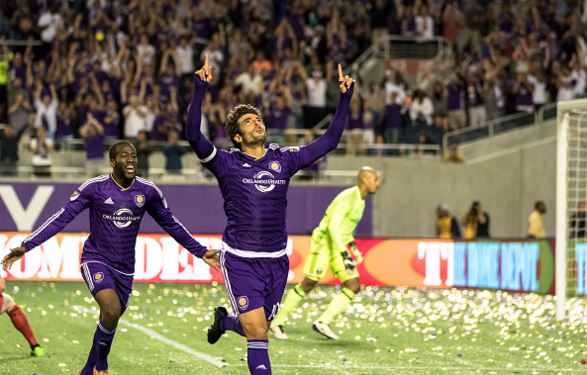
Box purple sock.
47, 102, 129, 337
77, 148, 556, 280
80, 334, 98, 375
220, 315, 245, 337
247, 340, 271, 374
94, 322, 116, 372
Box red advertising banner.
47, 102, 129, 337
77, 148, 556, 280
0, 233, 556, 295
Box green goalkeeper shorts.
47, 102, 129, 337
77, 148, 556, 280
303, 230, 359, 283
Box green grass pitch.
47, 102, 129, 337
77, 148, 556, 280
0, 281, 586, 374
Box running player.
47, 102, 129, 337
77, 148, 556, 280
271, 167, 380, 340
0, 272, 44, 356
185, 55, 354, 374
2, 141, 220, 375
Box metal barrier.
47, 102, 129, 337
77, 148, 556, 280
442, 102, 558, 150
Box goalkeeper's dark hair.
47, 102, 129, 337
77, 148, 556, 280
109, 141, 136, 160
225, 104, 263, 149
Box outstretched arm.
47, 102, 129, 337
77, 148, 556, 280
2, 186, 91, 270
147, 187, 220, 270
296, 64, 354, 169
185, 54, 215, 162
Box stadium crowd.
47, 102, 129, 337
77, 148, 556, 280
0, 0, 586, 172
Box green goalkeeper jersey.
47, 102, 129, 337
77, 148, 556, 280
314, 186, 365, 252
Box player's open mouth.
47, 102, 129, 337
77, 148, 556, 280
126, 166, 135, 172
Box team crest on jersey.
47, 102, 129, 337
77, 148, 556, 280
93, 272, 104, 283
70, 191, 80, 201
268, 161, 282, 173
134, 194, 145, 207
237, 296, 249, 310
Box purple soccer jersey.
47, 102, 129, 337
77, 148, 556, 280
22, 175, 207, 274
185, 75, 352, 318
186, 76, 352, 256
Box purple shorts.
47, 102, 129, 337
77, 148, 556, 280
220, 251, 289, 320
80, 261, 134, 311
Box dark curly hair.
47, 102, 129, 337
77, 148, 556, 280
225, 104, 264, 149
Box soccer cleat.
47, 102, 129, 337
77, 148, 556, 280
93, 368, 108, 374
270, 324, 288, 340
207, 306, 227, 344
31, 345, 45, 357
312, 321, 339, 340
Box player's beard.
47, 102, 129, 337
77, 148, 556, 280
244, 131, 266, 148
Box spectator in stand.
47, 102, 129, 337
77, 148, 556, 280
383, 91, 402, 145
557, 64, 577, 101
512, 71, 534, 113
123, 93, 148, 142
436, 204, 461, 239
235, 64, 263, 98
528, 201, 547, 239
30, 126, 52, 177
7, 91, 31, 144
442, 1, 464, 53
465, 72, 486, 127
55, 102, 75, 142
431, 81, 450, 132
79, 112, 105, 177
415, 3, 434, 39
447, 73, 466, 129
304, 68, 327, 128
384, 69, 407, 106
265, 87, 293, 146
164, 131, 184, 175
410, 90, 433, 128
0, 126, 19, 175
528, 64, 548, 112
135, 130, 151, 178
347, 98, 365, 156
33, 82, 59, 141
103, 99, 120, 139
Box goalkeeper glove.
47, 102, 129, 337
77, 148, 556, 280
348, 241, 363, 265
341, 250, 356, 270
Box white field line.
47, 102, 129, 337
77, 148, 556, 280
72, 306, 585, 373
72, 305, 226, 368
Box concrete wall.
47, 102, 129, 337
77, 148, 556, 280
326, 136, 556, 238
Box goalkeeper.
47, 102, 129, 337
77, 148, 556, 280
271, 167, 380, 340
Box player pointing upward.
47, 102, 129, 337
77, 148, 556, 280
2, 141, 219, 375
185, 54, 354, 374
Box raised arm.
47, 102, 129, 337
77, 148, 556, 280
185, 54, 215, 161
297, 64, 354, 168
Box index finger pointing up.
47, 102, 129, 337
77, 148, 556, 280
204, 53, 209, 69
338, 64, 343, 82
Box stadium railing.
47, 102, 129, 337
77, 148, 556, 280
441, 102, 558, 150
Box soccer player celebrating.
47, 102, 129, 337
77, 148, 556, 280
186, 55, 354, 374
271, 167, 380, 340
0, 272, 44, 356
1, 141, 220, 375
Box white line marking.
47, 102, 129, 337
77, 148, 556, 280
72, 305, 225, 368
72, 306, 584, 373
